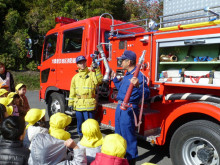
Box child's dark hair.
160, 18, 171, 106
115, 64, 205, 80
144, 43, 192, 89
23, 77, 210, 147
18, 85, 26, 91
1, 116, 25, 140
0, 103, 6, 123
13, 94, 20, 99
33, 117, 46, 128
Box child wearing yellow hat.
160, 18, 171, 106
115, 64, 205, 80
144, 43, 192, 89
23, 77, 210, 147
24, 108, 48, 148
0, 97, 13, 116
0, 89, 8, 97
91, 134, 129, 165
7, 92, 21, 116
77, 119, 103, 164
25, 108, 46, 129
15, 83, 30, 117
49, 112, 72, 140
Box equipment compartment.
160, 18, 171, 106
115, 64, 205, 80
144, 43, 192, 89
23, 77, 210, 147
156, 37, 220, 86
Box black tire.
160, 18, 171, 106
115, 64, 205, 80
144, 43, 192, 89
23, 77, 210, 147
47, 92, 65, 117
170, 120, 220, 165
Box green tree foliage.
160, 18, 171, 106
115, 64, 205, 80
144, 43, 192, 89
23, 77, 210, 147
83, 0, 128, 20
0, 0, 163, 70
125, 0, 163, 22
0, 0, 28, 70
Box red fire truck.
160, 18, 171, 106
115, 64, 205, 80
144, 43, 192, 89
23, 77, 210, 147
38, 3, 220, 165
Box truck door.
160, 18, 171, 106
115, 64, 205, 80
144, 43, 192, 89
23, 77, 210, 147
56, 27, 85, 91
39, 33, 58, 99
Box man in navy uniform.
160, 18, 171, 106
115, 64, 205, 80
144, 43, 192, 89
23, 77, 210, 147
111, 50, 150, 165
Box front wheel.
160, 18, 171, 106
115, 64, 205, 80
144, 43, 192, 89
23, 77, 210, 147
170, 120, 220, 165
47, 92, 65, 117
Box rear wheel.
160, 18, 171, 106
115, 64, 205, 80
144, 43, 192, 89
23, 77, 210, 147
47, 92, 65, 117
170, 120, 220, 165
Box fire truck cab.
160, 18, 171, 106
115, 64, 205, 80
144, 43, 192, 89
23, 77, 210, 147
38, 16, 119, 116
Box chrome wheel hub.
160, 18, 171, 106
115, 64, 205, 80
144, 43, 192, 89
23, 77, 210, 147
50, 99, 61, 114
182, 137, 219, 165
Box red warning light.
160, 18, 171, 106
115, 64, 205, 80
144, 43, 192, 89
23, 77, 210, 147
55, 17, 77, 24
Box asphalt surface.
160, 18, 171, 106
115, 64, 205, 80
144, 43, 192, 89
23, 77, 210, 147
26, 90, 172, 165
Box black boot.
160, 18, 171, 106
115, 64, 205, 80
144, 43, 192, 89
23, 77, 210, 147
128, 159, 136, 165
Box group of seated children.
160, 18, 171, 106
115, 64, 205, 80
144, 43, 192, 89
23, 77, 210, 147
0, 109, 130, 165
0, 83, 130, 165
0, 84, 155, 165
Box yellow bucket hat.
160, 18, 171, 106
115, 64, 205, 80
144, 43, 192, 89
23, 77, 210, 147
15, 83, 26, 91
141, 163, 157, 165
80, 119, 103, 148
0, 89, 8, 96
6, 105, 13, 116
49, 128, 71, 140
49, 112, 72, 140
0, 97, 13, 106
25, 108, 46, 129
101, 134, 127, 158
0, 98, 13, 115
7, 92, 16, 99
49, 112, 72, 129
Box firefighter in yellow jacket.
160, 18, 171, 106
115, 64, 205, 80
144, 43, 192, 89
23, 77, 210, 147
68, 55, 103, 138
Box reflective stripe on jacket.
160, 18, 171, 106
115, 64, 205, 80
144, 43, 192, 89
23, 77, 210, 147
68, 67, 103, 111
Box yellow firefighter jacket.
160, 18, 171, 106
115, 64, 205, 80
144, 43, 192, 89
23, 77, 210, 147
68, 67, 103, 111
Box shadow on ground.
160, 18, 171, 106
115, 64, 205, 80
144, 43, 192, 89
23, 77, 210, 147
137, 139, 170, 164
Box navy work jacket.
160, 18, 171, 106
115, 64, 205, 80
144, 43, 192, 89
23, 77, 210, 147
113, 67, 150, 105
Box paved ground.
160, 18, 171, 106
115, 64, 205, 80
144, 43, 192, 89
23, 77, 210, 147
26, 90, 172, 165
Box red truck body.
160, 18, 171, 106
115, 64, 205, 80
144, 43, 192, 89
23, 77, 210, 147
38, 10, 220, 164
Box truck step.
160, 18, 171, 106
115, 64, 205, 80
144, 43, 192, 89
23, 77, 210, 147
98, 101, 118, 109
100, 123, 115, 131
136, 127, 161, 144
65, 110, 75, 116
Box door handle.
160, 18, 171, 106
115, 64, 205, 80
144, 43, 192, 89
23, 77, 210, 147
51, 68, 55, 72
184, 39, 205, 45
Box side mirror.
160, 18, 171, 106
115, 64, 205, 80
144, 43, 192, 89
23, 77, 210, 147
25, 38, 33, 58
25, 38, 32, 50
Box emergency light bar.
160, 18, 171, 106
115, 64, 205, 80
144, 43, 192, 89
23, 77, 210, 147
55, 17, 77, 24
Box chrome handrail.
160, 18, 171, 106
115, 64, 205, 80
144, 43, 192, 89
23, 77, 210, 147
98, 13, 114, 44
110, 19, 148, 35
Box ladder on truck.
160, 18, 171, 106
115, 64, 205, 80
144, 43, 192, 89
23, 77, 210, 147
159, 6, 220, 31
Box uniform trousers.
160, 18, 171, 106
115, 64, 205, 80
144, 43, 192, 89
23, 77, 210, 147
75, 110, 95, 136
115, 103, 138, 160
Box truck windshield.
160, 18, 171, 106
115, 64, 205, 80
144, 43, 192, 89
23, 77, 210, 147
63, 28, 83, 53
43, 33, 57, 61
